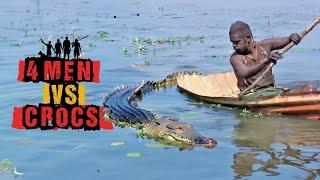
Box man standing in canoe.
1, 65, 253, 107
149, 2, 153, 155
229, 21, 301, 91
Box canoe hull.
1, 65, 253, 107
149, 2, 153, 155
177, 72, 320, 120
178, 86, 320, 120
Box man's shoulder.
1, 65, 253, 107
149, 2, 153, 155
254, 41, 271, 53
254, 41, 267, 47
230, 52, 244, 63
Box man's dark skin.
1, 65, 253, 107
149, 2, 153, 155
63, 36, 71, 60
229, 21, 301, 91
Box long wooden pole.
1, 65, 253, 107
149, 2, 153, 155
239, 16, 320, 98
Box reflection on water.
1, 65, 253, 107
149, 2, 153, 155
232, 115, 320, 178
232, 147, 320, 179
233, 115, 320, 147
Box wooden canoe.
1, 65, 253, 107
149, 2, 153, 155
177, 71, 320, 120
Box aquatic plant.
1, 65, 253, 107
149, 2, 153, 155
135, 35, 205, 46
0, 159, 23, 177
110, 141, 125, 147
98, 31, 109, 39
130, 35, 205, 55
239, 108, 263, 118
126, 152, 143, 158
122, 47, 130, 56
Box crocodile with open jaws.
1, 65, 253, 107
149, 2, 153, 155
103, 71, 217, 149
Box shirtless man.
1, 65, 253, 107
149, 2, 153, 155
229, 21, 301, 91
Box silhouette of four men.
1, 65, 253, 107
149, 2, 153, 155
40, 36, 82, 59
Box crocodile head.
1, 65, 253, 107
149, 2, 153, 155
141, 116, 217, 149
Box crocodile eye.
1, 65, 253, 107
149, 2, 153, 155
177, 126, 183, 130
156, 121, 161, 125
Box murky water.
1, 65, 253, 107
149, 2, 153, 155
0, 0, 320, 179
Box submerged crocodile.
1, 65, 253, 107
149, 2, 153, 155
103, 71, 217, 149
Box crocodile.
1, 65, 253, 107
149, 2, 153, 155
103, 71, 217, 149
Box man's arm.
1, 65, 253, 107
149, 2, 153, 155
230, 55, 269, 78
40, 39, 48, 45
260, 33, 301, 51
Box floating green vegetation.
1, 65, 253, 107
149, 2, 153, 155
110, 141, 125, 147
0, 159, 23, 176
126, 152, 143, 158
98, 31, 109, 39
239, 108, 251, 117
133, 37, 148, 54
133, 35, 204, 46
109, 118, 143, 129
87, 42, 96, 48
122, 47, 130, 56
71, 27, 82, 40
144, 143, 173, 148
239, 108, 263, 118
130, 35, 205, 55
92, 31, 110, 41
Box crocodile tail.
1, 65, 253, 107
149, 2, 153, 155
103, 85, 127, 106
132, 80, 157, 97
104, 83, 155, 125
103, 71, 202, 126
